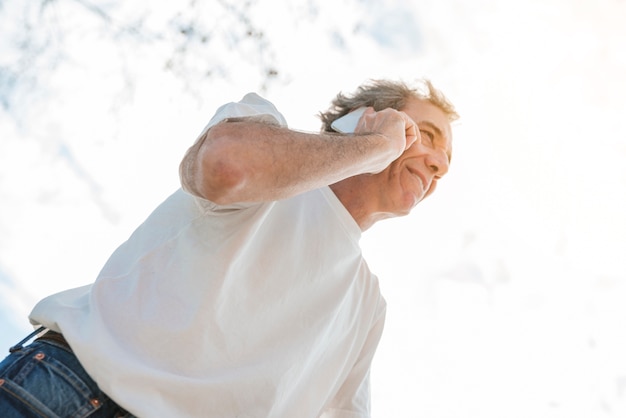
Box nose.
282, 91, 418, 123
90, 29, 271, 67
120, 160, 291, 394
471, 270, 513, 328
425, 148, 450, 177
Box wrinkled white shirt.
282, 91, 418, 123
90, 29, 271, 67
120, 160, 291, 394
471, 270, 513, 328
30, 93, 386, 418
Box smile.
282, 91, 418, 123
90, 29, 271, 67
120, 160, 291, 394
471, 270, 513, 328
407, 167, 426, 191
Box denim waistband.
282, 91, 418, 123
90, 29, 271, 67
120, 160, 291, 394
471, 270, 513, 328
36, 330, 72, 353
9, 327, 72, 354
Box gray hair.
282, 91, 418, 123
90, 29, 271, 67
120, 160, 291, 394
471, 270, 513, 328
318, 79, 459, 132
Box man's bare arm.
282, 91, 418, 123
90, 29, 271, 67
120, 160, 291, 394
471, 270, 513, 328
180, 108, 417, 204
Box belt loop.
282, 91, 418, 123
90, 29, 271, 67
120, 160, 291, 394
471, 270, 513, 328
9, 326, 47, 353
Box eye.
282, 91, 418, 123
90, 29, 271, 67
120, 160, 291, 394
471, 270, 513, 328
420, 129, 435, 143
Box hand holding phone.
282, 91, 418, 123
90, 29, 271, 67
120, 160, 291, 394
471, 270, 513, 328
331, 107, 419, 174
331, 107, 417, 149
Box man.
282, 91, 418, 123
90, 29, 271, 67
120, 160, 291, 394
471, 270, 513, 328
0, 79, 458, 417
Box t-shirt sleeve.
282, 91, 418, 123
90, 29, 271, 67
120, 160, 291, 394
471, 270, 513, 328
198, 92, 288, 137
320, 305, 386, 418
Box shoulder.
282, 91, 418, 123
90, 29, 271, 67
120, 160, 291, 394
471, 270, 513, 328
200, 92, 288, 135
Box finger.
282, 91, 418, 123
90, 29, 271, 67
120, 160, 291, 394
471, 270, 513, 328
401, 112, 419, 149
355, 107, 375, 131
406, 124, 419, 149
360, 106, 376, 119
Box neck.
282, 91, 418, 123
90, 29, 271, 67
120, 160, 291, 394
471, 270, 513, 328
329, 178, 393, 231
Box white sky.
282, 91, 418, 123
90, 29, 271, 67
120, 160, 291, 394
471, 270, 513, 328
1, 0, 625, 416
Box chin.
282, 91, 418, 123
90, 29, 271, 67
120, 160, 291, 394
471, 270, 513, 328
393, 203, 415, 218
386, 192, 422, 218
402, 195, 424, 215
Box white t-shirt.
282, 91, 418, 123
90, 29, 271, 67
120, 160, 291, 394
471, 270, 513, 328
30, 93, 386, 418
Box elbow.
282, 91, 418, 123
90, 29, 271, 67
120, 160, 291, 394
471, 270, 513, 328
193, 128, 248, 205
198, 155, 247, 205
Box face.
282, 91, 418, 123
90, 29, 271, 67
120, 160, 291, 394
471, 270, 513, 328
371, 97, 453, 217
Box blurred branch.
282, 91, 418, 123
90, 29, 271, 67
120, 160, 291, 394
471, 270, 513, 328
166, 0, 281, 94
0, 0, 284, 115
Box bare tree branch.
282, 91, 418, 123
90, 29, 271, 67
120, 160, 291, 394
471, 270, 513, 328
0, 0, 285, 115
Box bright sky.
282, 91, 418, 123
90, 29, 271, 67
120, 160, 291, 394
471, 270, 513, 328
1, 0, 625, 416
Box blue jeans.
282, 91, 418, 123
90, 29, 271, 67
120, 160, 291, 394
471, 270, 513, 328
0, 337, 132, 418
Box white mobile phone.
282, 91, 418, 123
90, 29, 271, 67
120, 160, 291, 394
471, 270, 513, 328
330, 107, 367, 133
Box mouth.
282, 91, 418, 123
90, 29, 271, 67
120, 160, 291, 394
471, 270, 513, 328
407, 167, 427, 193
